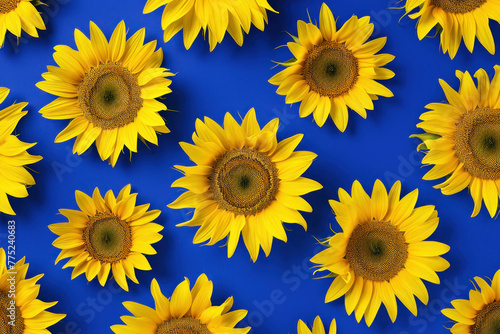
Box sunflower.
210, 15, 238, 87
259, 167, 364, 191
36, 21, 173, 167
0, 247, 65, 331
297, 316, 337, 334
269, 3, 394, 131
168, 108, 322, 262
310, 180, 450, 326
404, 0, 500, 59
0, 0, 45, 48
111, 274, 250, 334
0, 87, 42, 215
49, 184, 163, 291
413, 68, 500, 218
143, 0, 277, 51
442, 269, 500, 333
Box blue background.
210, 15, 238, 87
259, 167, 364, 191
1, 0, 500, 333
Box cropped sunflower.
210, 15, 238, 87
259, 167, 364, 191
0, 0, 45, 48
49, 185, 163, 291
168, 108, 322, 262
0, 87, 42, 215
143, 0, 277, 51
311, 180, 450, 326
111, 274, 250, 334
442, 269, 500, 334
413, 67, 500, 218
269, 3, 394, 131
36, 21, 173, 167
404, 0, 500, 58
0, 247, 65, 331
297, 316, 337, 334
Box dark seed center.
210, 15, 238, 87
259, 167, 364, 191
156, 317, 211, 334
472, 301, 500, 334
0, 0, 20, 14
0, 292, 24, 334
432, 0, 486, 13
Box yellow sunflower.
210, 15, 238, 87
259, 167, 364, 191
111, 274, 250, 334
404, 0, 500, 58
311, 180, 450, 326
297, 316, 337, 334
413, 67, 500, 218
143, 0, 277, 51
49, 184, 163, 291
269, 3, 394, 131
442, 269, 500, 333
0, 87, 42, 215
168, 108, 322, 262
0, 0, 45, 48
36, 21, 173, 167
0, 247, 65, 331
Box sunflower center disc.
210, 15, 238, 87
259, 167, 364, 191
0, 0, 20, 14
432, 0, 486, 13
454, 107, 500, 179
0, 292, 24, 334
303, 40, 359, 98
156, 317, 211, 334
472, 301, 500, 334
83, 212, 132, 263
78, 62, 142, 129
210, 148, 279, 216
345, 220, 408, 281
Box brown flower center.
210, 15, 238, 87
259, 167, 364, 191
454, 107, 500, 179
82, 212, 132, 263
78, 62, 142, 129
156, 317, 211, 334
471, 300, 500, 334
210, 148, 279, 216
432, 0, 486, 13
345, 220, 408, 281
0, 0, 20, 14
302, 40, 359, 98
0, 292, 24, 334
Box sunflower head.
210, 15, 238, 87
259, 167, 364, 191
111, 274, 250, 334
143, 0, 277, 51
49, 184, 163, 291
413, 67, 500, 218
310, 179, 450, 326
269, 3, 394, 130
0, 0, 46, 48
0, 87, 42, 215
442, 269, 500, 333
404, 0, 499, 58
36, 21, 174, 167
297, 316, 336, 334
168, 108, 322, 262
0, 248, 65, 331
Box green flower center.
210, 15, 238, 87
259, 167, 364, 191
78, 62, 142, 129
83, 212, 132, 263
210, 148, 279, 216
345, 220, 408, 281
454, 107, 500, 179
156, 317, 211, 334
432, 0, 486, 13
0, 0, 20, 14
0, 292, 24, 334
302, 40, 359, 98
472, 301, 500, 334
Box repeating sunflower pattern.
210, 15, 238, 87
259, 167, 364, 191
168, 108, 322, 262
